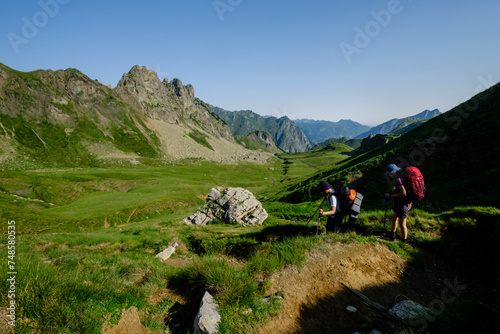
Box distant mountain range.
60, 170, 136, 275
293, 119, 370, 143
354, 109, 441, 139
293, 109, 441, 145
211, 107, 312, 153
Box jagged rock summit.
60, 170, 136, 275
183, 187, 268, 226
115, 66, 231, 140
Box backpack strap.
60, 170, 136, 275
326, 192, 339, 213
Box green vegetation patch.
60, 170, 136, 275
189, 130, 214, 151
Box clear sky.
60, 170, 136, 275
1, 0, 499, 125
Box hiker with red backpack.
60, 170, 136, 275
383, 164, 423, 243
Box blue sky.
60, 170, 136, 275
1, 0, 499, 125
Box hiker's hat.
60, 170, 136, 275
319, 181, 332, 192
385, 164, 401, 174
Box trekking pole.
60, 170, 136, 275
316, 214, 321, 235
305, 197, 326, 228
383, 197, 388, 230
381, 196, 389, 237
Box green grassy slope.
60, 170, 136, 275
0, 64, 162, 169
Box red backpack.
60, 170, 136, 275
404, 167, 425, 201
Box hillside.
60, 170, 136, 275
312, 137, 362, 150
355, 109, 441, 139
294, 118, 370, 143
235, 131, 283, 154
388, 118, 426, 135
211, 106, 313, 153
272, 85, 499, 210
0, 64, 270, 168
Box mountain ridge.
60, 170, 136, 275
293, 118, 370, 143
0, 63, 271, 168
211, 106, 313, 153
354, 109, 441, 139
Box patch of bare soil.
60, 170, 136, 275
257, 240, 448, 334
256, 241, 400, 333
0, 308, 15, 334
102, 307, 151, 334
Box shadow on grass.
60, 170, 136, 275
242, 224, 321, 242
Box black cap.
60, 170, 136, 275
319, 181, 332, 192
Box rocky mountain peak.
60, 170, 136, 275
115, 65, 234, 141
116, 66, 191, 123
120, 65, 163, 87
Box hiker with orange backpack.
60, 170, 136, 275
384, 164, 412, 243
318, 181, 344, 233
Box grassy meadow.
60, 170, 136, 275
1, 146, 499, 333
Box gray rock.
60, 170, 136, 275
193, 291, 221, 334
346, 305, 357, 313
155, 242, 178, 262
389, 299, 431, 321
183, 187, 268, 226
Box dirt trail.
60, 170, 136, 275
258, 241, 422, 334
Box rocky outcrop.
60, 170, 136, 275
359, 134, 389, 150
247, 131, 277, 151
183, 187, 268, 226
235, 130, 282, 153
193, 291, 221, 334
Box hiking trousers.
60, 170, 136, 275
326, 215, 344, 233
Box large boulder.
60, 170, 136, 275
183, 187, 268, 226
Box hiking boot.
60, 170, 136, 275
401, 239, 408, 244
388, 232, 396, 241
